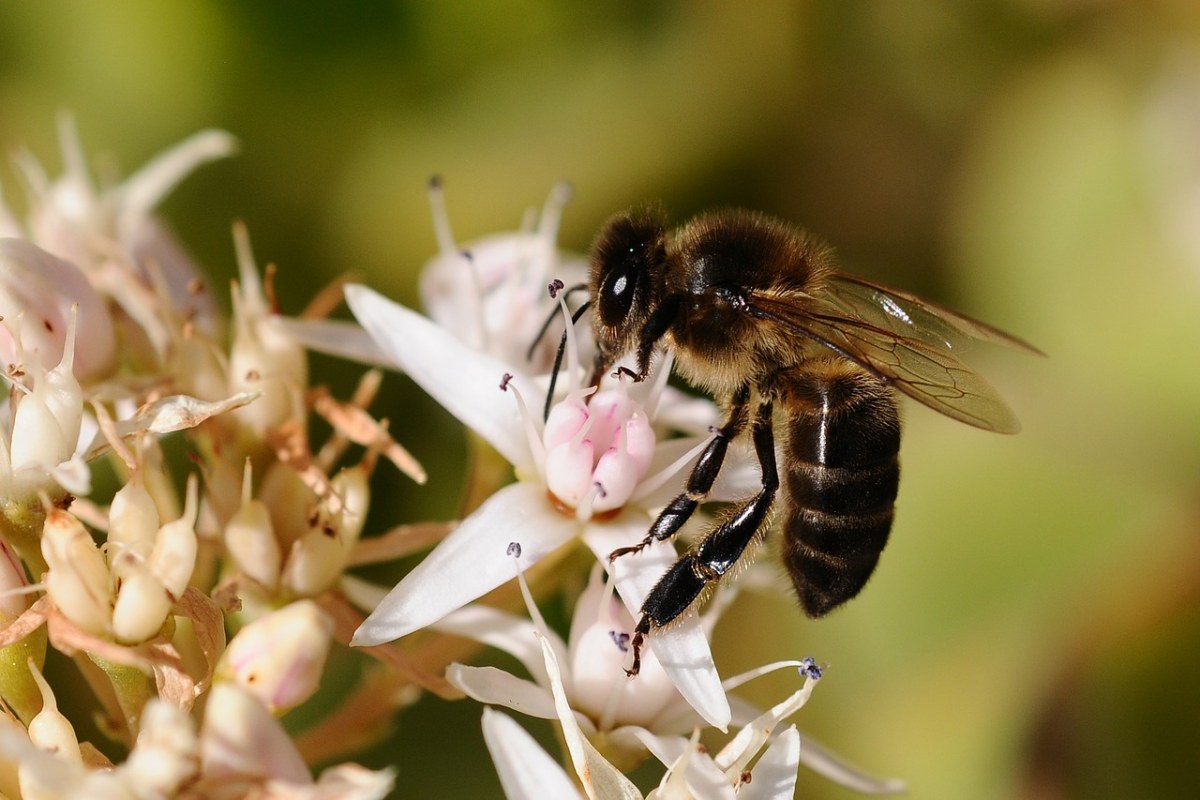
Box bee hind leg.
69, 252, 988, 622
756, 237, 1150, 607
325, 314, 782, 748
626, 400, 777, 675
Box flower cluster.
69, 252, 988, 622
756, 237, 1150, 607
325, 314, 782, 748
0, 120, 901, 799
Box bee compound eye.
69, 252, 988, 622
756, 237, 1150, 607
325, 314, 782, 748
599, 259, 639, 326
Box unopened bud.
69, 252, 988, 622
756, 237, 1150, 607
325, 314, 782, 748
41, 508, 112, 636
218, 600, 332, 713
279, 466, 369, 596
26, 662, 81, 765
148, 475, 198, 598
107, 471, 160, 577
111, 564, 173, 644
227, 228, 308, 433
224, 461, 281, 591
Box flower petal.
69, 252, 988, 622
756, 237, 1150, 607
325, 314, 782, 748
739, 726, 800, 800
632, 729, 733, 800
446, 664, 557, 720
796, 735, 907, 796
272, 317, 394, 368
352, 482, 576, 645
538, 632, 643, 800
482, 708, 583, 800
432, 604, 559, 689
345, 284, 535, 468
582, 519, 731, 731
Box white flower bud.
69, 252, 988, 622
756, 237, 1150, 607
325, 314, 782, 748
148, 475, 199, 598
107, 471, 160, 577
227, 225, 307, 434
111, 564, 173, 644
26, 662, 81, 765
259, 461, 313, 549
224, 461, 281, 591
218, 600, 332, 713
279, 466, 369, 596
41, 508, 112, 636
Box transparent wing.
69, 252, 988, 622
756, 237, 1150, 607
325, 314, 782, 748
749, 292, 1024, 433
825, 272, 1045, 356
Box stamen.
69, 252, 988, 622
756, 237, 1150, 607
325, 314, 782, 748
556, 292, 580, 397
536, 181, 573, 240
508, 540, 551, 634
630, 434, 715, 504
574, 480, 605, 523
501, 377, 546, 476
426, 175, 456, 256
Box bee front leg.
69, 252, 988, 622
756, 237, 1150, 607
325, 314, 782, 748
626, 400, 778, 676
608, 383, 753, 562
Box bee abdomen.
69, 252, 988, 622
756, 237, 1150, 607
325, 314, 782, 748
778, 362, 900, 617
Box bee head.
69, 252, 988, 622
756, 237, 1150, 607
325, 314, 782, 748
588, 205, 667, 355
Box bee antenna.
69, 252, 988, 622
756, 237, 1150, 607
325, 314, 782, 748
542, 298, 592, 422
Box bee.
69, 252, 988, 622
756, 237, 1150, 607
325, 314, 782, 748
587, 206, 1040, 675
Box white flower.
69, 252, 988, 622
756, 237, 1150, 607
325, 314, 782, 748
10, 114, 235, 358
341, 284, 755, 729
419, 178, 592, 371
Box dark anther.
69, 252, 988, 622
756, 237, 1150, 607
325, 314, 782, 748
506, 541, 523, 558
799, 656, 823, 680
427, 174, 443, 190
460, 249, 474, 261
499, 373, 513, 391
548, 278, 565, 298
608, 631, 630, 652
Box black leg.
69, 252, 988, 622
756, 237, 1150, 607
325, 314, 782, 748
608, 383, 753, 562
626, 399, 777, 676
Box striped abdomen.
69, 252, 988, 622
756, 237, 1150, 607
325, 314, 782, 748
779, 359, 901, 616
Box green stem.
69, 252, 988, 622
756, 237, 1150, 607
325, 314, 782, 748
88, 653, 154, 736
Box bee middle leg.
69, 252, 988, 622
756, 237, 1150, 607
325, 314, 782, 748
625, 399, 777, 676
608, 383, 753, 562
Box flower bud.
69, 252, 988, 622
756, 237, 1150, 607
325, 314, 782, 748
224, 461, 281, 591
217, 600, 332, 713
227, 226, 307, 434
107, 470, 160, 577
26, 662, 81, 765
0, 239, 115, 381
41, 508, 112, 636
111, 564, 173, 644
7, 309, 85, 498
279, 466, 369, 596
148, 475, 199, 598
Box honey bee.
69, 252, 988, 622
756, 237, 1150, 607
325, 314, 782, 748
587, 206, 1040, 675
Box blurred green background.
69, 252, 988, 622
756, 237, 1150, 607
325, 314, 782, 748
3, 1, 1200, 798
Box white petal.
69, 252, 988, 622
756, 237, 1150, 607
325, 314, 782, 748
632, 729, 733, 800
115, 130, 238, 232
352, 482, 577, 645
271, 316, 394, 368
583, 520, 731, 731
345, 284, 534, 468
739, 726, 800, 800
796, 734, 907, 796
446, 664, 558, 719
482, 708, 584, 800
432, 604, 560, 689
538, 633, 643, 800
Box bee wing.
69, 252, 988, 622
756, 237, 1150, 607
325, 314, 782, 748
825, 272, 1045, 356
749, 292, 1023, 433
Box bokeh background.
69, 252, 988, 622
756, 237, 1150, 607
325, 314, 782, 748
3, 1, 1199, 798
